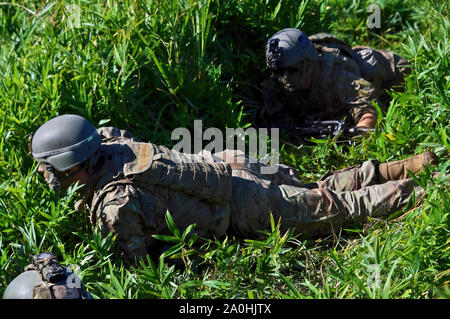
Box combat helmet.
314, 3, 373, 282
2, 252, 92, 299
30, 114, 101, 172
265, 28, 318, 69
29, 114, 102, 189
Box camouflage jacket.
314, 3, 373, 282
78, 127, 308, 259
261, 41, 409, 128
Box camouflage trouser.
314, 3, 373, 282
229, 159, 423, 237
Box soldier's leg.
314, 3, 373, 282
316, 153, 437, 192
336, 178, 423, 220
377, 152, 437, 182
273, 177, 423, 237
315, 160, 379, 192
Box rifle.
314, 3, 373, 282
276, 120, 346, 140
272, 120, 380, 146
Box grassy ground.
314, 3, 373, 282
0, 0, 448, 299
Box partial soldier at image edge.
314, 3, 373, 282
2, 252, 92, 299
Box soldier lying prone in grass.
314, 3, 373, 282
29, 114, 437, 261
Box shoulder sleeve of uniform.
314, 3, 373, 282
333, 70, 379, 123
96, 184, 148, 261
97, 127, 141, 142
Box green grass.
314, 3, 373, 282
0, 0, 449, 299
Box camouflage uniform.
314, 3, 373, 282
76, 127, 424, 260
262, 38, 410, 128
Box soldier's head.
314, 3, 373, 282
29, 114, 102, 191
265, 28, 318, 92
2, 252, 92, 299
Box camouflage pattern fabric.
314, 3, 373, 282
225, 154, 422, 238
79, 128, 423, 260
261, 40, 410, 128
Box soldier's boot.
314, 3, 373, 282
377, 152, 437, 182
